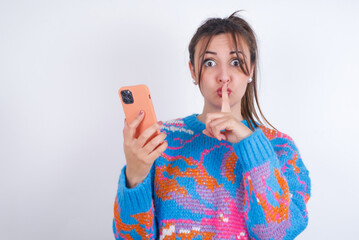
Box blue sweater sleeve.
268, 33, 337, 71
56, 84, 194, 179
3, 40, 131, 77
233, 128, 311, 240
113, 164, 157, 239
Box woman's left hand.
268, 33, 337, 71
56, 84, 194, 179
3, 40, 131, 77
202, 82, 253, 143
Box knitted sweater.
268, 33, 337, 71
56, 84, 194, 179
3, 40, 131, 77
113, 113, 311, 240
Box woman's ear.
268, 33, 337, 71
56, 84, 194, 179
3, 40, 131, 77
249, 64, 255, 79
189, 61, 197, 84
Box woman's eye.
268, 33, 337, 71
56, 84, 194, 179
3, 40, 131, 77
204, 59, 216, 67
231, 59, 242, 67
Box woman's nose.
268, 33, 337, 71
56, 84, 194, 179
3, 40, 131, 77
218, 66, 231, 83
219, 78, 230, 83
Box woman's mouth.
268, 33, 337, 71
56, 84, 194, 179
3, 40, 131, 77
217, 88, 231, 98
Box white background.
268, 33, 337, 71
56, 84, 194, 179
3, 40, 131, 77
1, 0, 358, 239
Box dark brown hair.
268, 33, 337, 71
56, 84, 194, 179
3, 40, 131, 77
188, 10, 277, 131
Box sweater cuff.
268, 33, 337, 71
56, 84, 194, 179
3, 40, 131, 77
117, 165, 153, 216
233, 128, 277, 171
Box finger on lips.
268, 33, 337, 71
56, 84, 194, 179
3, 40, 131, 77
202, 82, 232, 141
221, 82, 231, 113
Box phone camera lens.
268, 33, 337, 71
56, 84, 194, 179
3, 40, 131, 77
121, 90, 134, 104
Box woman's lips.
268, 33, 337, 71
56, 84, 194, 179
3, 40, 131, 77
217, 87, 231, 97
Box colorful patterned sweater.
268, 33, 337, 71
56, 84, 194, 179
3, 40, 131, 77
113, 113, 311, 240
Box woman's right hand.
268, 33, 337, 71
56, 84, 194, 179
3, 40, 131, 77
123, 110, 168, 188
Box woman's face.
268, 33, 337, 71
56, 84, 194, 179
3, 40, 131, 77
190, 33, 253, 112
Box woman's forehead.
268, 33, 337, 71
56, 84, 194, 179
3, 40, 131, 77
195, 33, 250, 56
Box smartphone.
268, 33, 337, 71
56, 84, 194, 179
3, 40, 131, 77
119, 84, 160, 144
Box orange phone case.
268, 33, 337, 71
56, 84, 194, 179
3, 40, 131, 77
119, 84, 160, 144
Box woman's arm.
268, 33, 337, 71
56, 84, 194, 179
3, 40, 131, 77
113, 164, 157, 239
233, 127, 311, 240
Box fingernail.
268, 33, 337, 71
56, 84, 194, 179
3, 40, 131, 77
157, 121, 163, 125
139, 110, 143, 115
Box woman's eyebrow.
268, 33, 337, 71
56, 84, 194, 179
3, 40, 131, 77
230, 50, 244, 55
200, 50, 244, 58
200, 51, 217, 57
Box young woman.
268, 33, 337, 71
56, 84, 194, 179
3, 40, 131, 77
113, 11, 311, 240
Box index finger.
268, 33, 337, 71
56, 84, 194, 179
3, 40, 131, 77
123, 110, 144, 140
221, 82, 231, 112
